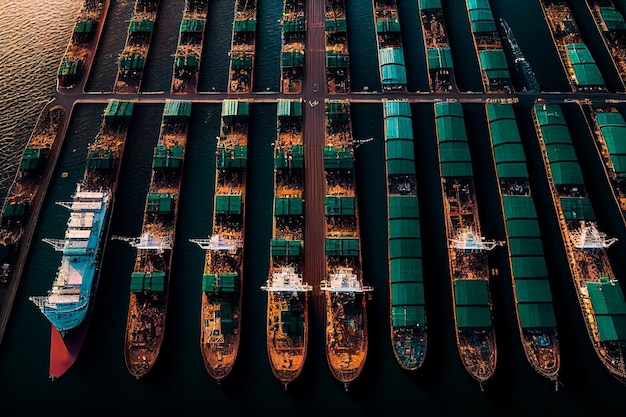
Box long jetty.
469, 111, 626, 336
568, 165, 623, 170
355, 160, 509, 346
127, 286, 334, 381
2, 0, 626, 347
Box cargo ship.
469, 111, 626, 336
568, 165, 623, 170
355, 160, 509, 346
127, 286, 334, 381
418, 0, 456, 93
190, 99, 248, 382
280, 0, 305, 94
587, 0, 626, 91
372, 0, 407, 92
588, 106, 626, 224
0, 104, 64, 255
539, 0, 606, 92
171, 0, 209, 94
382, 100, 427, 371
485, 102, 559, 387
261, 99, 312, 389
29, 99, 134, 379
463, 0, 512, 93
120, 100, 190, 378
434, 100, 499, 389
57, 0, 105, 90
321, 99, 373, 390
325, 0, 350, 93
532, 102, 626, 385
114, 0, 159, 94
227, 0, 257, 94
499, 18, 540, 93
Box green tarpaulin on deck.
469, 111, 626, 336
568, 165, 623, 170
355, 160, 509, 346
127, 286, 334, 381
505, 218, 541, 238
323, 146, 353, 169
599, 6, 626, 31
181, 19, 205, 33
515, 279, 552, 303
147, 193, 174, 213
283, 19, 305, 32
74, 20, 94, 33
326, 52, 349, 68
454, 279, 489, 305
549, 161, 584, 185
511, 256, 548, 278
325, 18, 346, 32
385, 115, 414, 140
86, 150, 113, 169
118, 53, 144, 71
385, 100, 411, 118
389, 238, 422, 258
467, 0, 497, 34
325, 238, 359, 256
566, 43, 605, 87
231, 53, 253, 69
19, 148, 49, 171
508, 237, 544, 256
511, 253, 548, 282
282, 51, 304, 67
560, 197, 595, 220
59, 59, 81, 77
234, 19, 256, 32
380, 48, 407, 85
596, 111, 626, 175
427, 47, 453, 70
271, 239, 302, 257
325, 196, 354, 216
275, 145, 303, 169
222, 99, 249, 117
275, 197, 303, 216
105, 100, 134, 119
277, 99, 302, 117
164, 100, 191, 117
419, 0, 442, 9
215, 194, 242, 215
392, 282, 425, 305
388, 195, 419, 218
376, 20, 402, 32
517, 303, 556, 328
389, 218, 420, 239
390, 258, 424, 283
493, 143, 526, 163
202, 273, 237, 292
587, 280, 626, 341
479, 50, 510, 80
392, 305, 425, 327
2, 203, 26, 218
386, 138, 414, 162
217, 146, 247, 168
176, 54, 199, 69
128, 19, 154, 33
503, 197, 539, 220
456, 305, 492, 328
153, 145, 184, 168
130, 271, 165, 292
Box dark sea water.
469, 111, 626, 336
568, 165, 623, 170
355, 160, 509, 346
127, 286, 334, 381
1, 1, 626, 416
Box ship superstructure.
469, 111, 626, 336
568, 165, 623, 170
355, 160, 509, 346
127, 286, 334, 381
171, 0, 209, 94
382, 100, 427, 371
261, 99, 311, 389
227, 0, 257, 93
321, 99, 373, 390
280, 0, 305, 94
191, 99, 248, 382
533, 102, 626, 385
539, 0, 605, 92
372, 0, 408, 92
499, 18, 540, 93
114, 0, 159, 93
588, 0, 626, 91
57, 0, 105, 90
434, 100, 499, 389
30, 99, 134, 379
418, 0, 456, 93
463, 0, 512, 93
325, 0, 351, 93
486, 102, 559, 386
122, 100, 190, 378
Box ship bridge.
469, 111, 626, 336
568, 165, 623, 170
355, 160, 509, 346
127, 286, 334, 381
450, 228, 503, 251
572, 221, 617, 249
